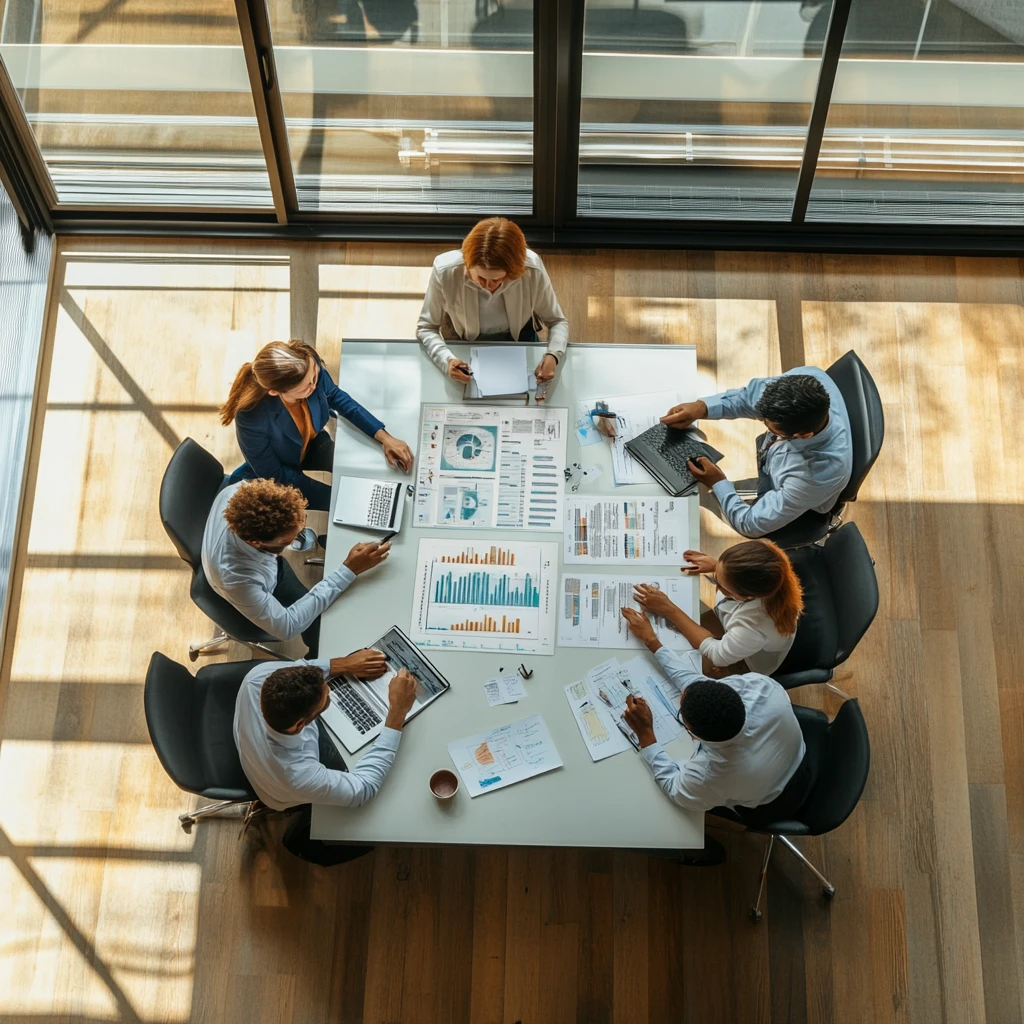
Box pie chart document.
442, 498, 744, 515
414, 404, 568, 531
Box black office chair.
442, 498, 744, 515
764, 350, 885, 550
720, 699, 870, 920
160, 438, 279, 660
772, 522, 879, 690
144, 652, 257, 834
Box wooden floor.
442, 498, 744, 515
0, 240, 1022, 1024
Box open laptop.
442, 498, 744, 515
319, 625, 450, 753
333, 476, 406, 532
624, 424, 725, 497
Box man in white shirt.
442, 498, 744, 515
234, 652, 418, 863
202, 478, 389, 656
622, 607, 808, 863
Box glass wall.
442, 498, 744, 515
806, 0, 1024, 223
267, 0, 533, 213
577, 0, 832, 220
0, 0, 273, 208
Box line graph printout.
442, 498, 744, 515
415, 404, 568, 530
410, 539, 558, 654
564, 656, 689, 762
557, 574, 696, 651
563, 496, 690, 565
448, 714, 563, 797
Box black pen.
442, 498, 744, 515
377, 531, 398, 547
616, 718, 640, 751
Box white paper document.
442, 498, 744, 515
577, 391, 679, 486
563, 496, 690, 564
448, 714, 562, 796
483, 673, 528, 706
557, 574, 696, 650
564, 655, 687, 761
470, 345, 529, 396
415, 404, 568, 531
410, 538, 558, 654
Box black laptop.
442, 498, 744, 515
624, 424, 725, 497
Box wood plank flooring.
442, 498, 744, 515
0, 240, 1022, 1024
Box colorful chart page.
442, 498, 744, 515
410, 538, 559, 654
448, 714, 563, 797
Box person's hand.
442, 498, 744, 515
623, 695, 656, 748
344, 540, 391, 575
681, 550, 717, 575
688, 455, 725, 487
660, 400, 708, 430
633, 584, 675, 618
385, 667, 418, 729
621, 606, 660, 650
534, 354, 557, 401
377, 431, 413, 472
338, 648, 388, 679
594, 416, 617, 438
447, 358, 473, 383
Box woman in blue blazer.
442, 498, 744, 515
221, 340, 413, 510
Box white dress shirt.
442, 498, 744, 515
475, 279, 512, 336
639, 648, 805, 812
233, 658, 402, 811
417, 248, 569, 372
201, 482, 356, 641
699, 592, 795, 675
703, 366, 853, 537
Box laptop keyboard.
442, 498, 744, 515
640, 423, 710, 474
367, 484, 394, 529
329, 680, 383, 735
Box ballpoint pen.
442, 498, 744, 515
616, 718, 640, 751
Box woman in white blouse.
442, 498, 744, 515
630, 539, 804, 677
416, 217, 569, 399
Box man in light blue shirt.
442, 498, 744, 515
202, 478, 390, 656
661, 367, 852, 538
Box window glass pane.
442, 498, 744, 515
806, 0, 1024, 223
0, 0, 273, 209
268, 0, 533, 214
577, 0, 833, 220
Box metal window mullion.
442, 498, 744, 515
790, 0, 854, 224
235, 0, 297, 224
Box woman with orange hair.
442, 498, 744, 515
221, 340, 412, 511
417, 217, 569, 399
621, 539, 803, 678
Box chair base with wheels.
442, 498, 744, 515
750, 834, 835, 921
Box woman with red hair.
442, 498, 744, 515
417, 217, 569, 399
622, 539, 803, 678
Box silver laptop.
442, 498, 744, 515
333, 476, 406, 532
319, 625, 450, 753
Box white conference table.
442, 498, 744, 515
313, 340, 704, 849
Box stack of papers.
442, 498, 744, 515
564, 654, 699, 761
468, 345, 531, 398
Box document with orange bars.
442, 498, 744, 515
448, 715, 562, 797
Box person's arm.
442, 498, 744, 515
699, 612, 770, 668
633, 584, 714, 650
235, 412, 308, 490
530, 257, 568, 363
319, 365, 385, 439
652, 645, 705, 692
701, 375, 771, 421
416, 266, 458, 373
711, 473, 825, 538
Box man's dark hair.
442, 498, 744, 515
260, 665, 327, 733
755, 374, 830, 436
680, 681, 746, 742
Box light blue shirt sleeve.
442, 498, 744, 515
653, 646, 705, 691
701, 376, 770, 421
231, 564, 356, 642
711, 475, 827, 538
639, 742, 715, 812
302, 727, 403, 807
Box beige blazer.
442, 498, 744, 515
416, 248, 569, 372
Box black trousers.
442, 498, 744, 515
298, 429, 335, 512
280, 720, 375, 866
273, 555, 321, 657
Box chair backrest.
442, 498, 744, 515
820, 522, 879, 666
797, 698, 871, 836
826, 350, 885, 507
775, 522, 878, 680
144, 652, 255, 800
159, 438, 225, 569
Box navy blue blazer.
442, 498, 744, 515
228, 363, 385, 490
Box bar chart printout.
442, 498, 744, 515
410, 539, 559, 654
